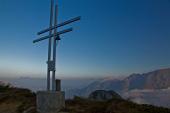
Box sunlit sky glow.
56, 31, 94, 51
0, 0, 170, 78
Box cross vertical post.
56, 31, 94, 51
47, 0, 54, 91
52, 4, 58, 91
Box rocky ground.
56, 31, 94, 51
0, 84, 36, 113
64, 96, 170, 113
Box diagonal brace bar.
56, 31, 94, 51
37, 16, 80, 35
33, 28, 73, 43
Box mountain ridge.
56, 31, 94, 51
66, 68, 170, 108
67, 68, 170, 97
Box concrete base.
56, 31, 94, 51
37, 91, 65, 113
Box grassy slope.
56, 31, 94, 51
0, 85, 36, 113
64, 96, 170, 113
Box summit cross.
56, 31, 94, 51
33, 0, 81, 91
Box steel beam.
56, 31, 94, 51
52, 4, 58, 91
33, 28, 73, 43
37, 16, 80, 35
47, 0, 54, 91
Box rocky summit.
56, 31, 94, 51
88, 90, 122, 101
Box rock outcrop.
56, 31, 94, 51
88, 90, 122, 101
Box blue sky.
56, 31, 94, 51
0, 0, 170, 78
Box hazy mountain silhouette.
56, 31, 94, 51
66, 68, 170, 108
124, 68, 170, 90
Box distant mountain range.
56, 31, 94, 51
124, 68, 170, 90
66, 68, 170, 108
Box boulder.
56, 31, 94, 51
88, 90, 121, 101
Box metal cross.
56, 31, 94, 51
33, 0, 81, 91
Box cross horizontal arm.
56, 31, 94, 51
37, 16, 81, 35
33, 28, 73, 43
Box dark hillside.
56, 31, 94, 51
0, 84, 36, 113
65, 96, 170, 113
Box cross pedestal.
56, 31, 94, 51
36, 91, 65, 113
